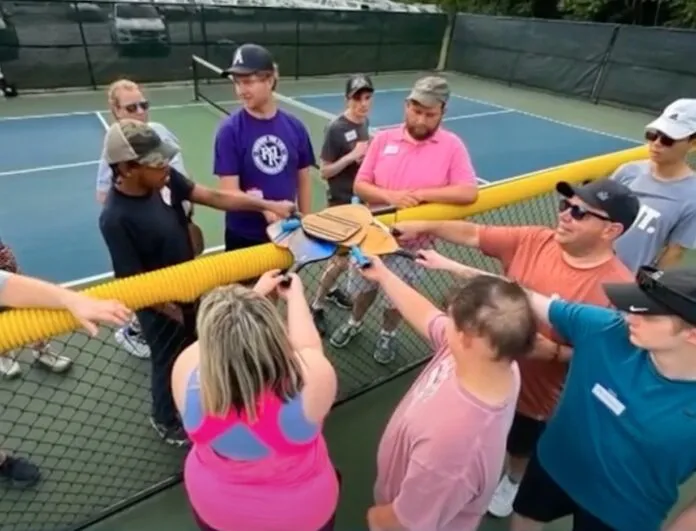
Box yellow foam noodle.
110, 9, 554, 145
0, 144, 648, 351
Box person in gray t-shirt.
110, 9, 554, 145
611, 98, 696, 273
310, 74, 374, 335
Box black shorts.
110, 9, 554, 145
507, 413, 546, 457
224, 230, 269, 252
513, 453, 615, 531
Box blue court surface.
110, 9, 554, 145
0, 88, 640, 286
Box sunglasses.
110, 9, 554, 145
645, 129, 678, 147
122, 100, 150, 113
558, 199, 611, 222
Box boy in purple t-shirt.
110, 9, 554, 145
214, 43, 315, 251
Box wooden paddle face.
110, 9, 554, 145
302, 204, 372, 246
360, 225, 400, 256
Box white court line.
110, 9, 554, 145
95, 111, 110, 131
0, 160, 100, 177
294, 87, 643, 145
0, 101, 238, 123
375, 109, 514, 131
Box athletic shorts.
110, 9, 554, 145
347, 254, 422, 308
513, 453, 615, 531
506, 413, 546, 458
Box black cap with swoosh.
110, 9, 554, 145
604, 266, 696, 325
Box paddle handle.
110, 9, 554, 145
349, 246, 372, 268
352, 196, 398, 218
280, 217, 302, 232
280, 263, 301, 287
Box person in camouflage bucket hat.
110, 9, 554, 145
99, 118, 295, 447
104, 119, 179, 170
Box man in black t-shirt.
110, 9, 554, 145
99, 120, 294, 446
310, 74, 374, 334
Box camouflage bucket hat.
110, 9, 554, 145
103, 119, 178, 167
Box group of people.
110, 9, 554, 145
3, 39, 696, 531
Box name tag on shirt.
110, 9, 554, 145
383, 144, 399, 155
592, 383, 626, 416
344, 130, 358, 142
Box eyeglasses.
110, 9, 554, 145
122, 100, 150, 113
558, 199, 611, 222
637, 266, 696, 324
645, 129, 678, 147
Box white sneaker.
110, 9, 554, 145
114, 327, 150, 359
0, 353, 21, 379
33, 345, 73, 374
488, 474, 519, 518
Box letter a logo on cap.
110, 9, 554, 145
233, 48, 244, 66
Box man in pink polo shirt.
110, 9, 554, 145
329, 76, 479, 364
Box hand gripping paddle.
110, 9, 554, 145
280, 229, 338, 287
266, 214, 303, 248
349, 202, 423, 268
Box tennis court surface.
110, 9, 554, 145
1, 67, 673, 531
1, 63, 639, 286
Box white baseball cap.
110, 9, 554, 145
646, 98, 696, 140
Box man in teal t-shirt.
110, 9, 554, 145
511, 265, 696, 531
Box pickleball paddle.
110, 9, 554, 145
301, 204, 372, 245
280, 228, 338, 287
359, 224, 421, 261
267, 216, 302, 248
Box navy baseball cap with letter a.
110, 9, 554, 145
221, 43, 275, 77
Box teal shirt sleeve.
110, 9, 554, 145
549, 299, 624, 346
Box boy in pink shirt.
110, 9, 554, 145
330, 76, 479, 364
359, 255, 536, 531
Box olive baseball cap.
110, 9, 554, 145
407, 76, 450, 107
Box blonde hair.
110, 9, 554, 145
197, 284, 304, 421
107, 78, 141, 114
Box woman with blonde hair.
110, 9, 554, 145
171, 270, 340, 531
96, 78, 202, 359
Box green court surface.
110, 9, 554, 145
1, 71, 695, 531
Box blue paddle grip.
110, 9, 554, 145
280, 218, 301, 232
350, 246, 371, 268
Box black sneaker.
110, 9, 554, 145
0, 455, 41, 488
312, 307, 327, 336
326, 288, 352, 310
149, 417, 189, 447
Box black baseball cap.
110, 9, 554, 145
556, 179, 640, 233
604, 266, 696, 326
345, 74, 374, 99
221, 43, 275, 77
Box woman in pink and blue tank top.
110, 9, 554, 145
171, 270, 340, 531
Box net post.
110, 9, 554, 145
74, 1, 97, 89
192, 55, 200, 101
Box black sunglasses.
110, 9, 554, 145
637, 266, 696, 324
645, 129, 678, 147
122, 100, 150, 113
558, 199, 611, 222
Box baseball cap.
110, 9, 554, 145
604, 266, 696, 326
345, 74, 374, 99
221, 43, 275, 77
645, 98, 696, 140
103, 119, 178, 167
556, 179, 640, 233
407, 76, 450, 107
